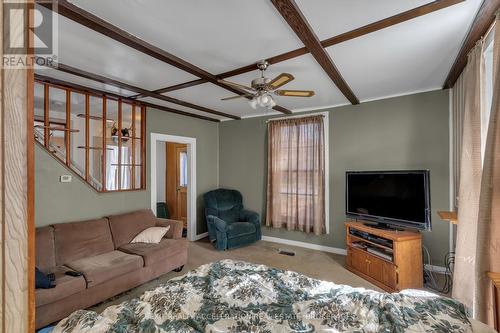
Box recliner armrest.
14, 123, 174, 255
206, 215, 229, 232
156, 218, 183, 239
240, 209, 260, 224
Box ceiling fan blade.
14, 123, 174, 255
221, 95, 250, 101
275, 90, 315, 97
218, 79, 256, 94
268, 73, 294, 89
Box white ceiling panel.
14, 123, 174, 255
35, 67, 137, 96
138, 97, 226, 121
227, 53, 349, 112
325, 0, 481, 102
295, 0, 433, 40
37, 4, 198, 91
68, 0, 304, 74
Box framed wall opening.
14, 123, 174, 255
150, 133, 197, 241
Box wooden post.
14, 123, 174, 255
131, 104, 136, 189
118, 99, 122, 190
85, 94, 90, 180
1, 0, 35, 331
102, 96, 107, 191
65, 89, 71, 166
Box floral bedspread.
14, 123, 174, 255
53, 259, 473, 333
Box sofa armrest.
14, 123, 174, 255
206, 215, 229, 232
156, 218, 183, 239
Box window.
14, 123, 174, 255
179, 151, 188, 187
482, 35, 494, 162
34, 80, 146, 192
266, 114, 328, 235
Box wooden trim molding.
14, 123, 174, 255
1, 1, 35, 331
444, 0, 500, 88
138, 0, 463, 97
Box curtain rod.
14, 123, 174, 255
265, 113, 326, 123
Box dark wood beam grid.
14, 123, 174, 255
135, 0, 463, 97
36, 0, 292, 114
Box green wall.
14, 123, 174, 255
219, 90, 451, 264
35, 90, 451, 264
35, 108, 219, 235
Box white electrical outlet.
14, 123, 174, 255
60, 175, 72, 183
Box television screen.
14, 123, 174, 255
346, 170, 431, 230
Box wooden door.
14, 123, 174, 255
166, 143, 188, 227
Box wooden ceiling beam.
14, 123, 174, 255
40, 60, 240, 120
139, 0, 463, 97
37, 0, 292, 115
270, 0, 359, 104
34, 74, 221, 122
443, 0, 500, 89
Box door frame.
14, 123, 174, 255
150, 133, 197, 241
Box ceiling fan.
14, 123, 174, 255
219, 60, 315, 109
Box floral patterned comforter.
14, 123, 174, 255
53, 259, 473, 333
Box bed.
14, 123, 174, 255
51, 259, 495, 333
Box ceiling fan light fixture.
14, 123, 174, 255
248, 98, 258, 109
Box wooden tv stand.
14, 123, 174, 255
345, 221, 423, 292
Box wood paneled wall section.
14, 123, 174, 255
0, 1, 35, 331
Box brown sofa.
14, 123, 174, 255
35, 209, 188, 329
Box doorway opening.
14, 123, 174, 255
151, 133, 196, 241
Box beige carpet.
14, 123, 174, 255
90, 238, 381, 313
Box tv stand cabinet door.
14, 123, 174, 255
350, 248, 369, 275
366, 255, 396, 288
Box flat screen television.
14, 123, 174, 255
346, 170, 431, 231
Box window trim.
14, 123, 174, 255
267, 111, 330, 234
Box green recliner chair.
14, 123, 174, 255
204, 189, 261, 250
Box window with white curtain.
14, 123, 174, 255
482, 35, 494, 162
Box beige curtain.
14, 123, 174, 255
453, 12, 500, 325
452, 70, 465, 209
266, 115, 326, 235
476, 12, 500, 325
452, 41, 485, 313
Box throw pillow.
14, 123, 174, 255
131, 226, 170, 244
36, 267, 55, 289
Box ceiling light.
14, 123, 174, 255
248, 93, 276, 110
248, 98, 258, 109
259, 93, 276, 109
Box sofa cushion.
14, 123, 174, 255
66, 251, 143, 287
227, 222, 256, 238
36, 226, 56, 272
108, 209, 157, 248
36, 266, 86, 307
53, 218, 114, 265
119, 238, 188, 266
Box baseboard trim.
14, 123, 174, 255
194, 232, 208, 241
262, 236, 347, 255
